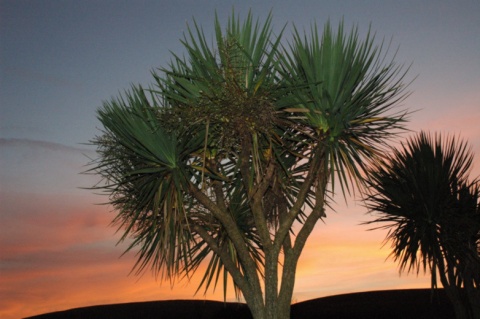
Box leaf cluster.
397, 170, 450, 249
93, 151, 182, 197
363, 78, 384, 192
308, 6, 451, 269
364, 132, 480, 289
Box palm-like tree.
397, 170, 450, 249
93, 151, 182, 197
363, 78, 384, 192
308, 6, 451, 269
88, 11, 410, 319
364, 132, 480, 319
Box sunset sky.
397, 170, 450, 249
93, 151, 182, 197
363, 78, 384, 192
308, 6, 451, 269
1, 1, 479, 318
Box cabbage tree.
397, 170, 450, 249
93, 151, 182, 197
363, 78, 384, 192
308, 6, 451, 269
88, 11, 410, 319
364, 132, 480, 319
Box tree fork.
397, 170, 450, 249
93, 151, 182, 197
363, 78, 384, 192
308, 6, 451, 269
188, 182, 264, 299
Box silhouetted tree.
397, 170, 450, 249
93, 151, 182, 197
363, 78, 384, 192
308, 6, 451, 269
88, 11, 410, 319
364, 132, 480, 319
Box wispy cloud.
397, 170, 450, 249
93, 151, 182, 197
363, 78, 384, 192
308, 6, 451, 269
0, 192, 112, 256
0, 138, 94, 153
0, 138, 97, 194
2, 66, 85, 89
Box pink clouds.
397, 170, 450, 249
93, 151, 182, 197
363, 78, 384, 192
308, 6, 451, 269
0, 192, 111, 256
0, 191, 121, 318
1, 108, 478, 318
0, 190, 201, 319
0, 139, 231, 318
0, 184, 427, 319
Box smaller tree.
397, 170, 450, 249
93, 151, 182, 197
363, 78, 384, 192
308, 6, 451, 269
364, 132, 480, 319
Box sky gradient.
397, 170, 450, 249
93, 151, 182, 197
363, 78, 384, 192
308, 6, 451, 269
1, 1, 479, 318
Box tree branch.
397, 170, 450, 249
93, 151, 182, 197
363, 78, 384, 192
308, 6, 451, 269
192, 225, 251, 295
273, 146, 324, 252
277, 172, 327, 311
187, 181, 264, 300
251, 160, 277, 248
209, 160, 228, 212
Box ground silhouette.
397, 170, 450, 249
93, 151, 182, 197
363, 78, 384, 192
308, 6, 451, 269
26, 289, 454, 319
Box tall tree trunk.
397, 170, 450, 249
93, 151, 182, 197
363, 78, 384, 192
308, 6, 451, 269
463, 258, 480, 319
228, 147, 327, 319
437, 261, 469, 319
467, 290, 480, 319
242, 242, 297, 319
437, 249, 480, 319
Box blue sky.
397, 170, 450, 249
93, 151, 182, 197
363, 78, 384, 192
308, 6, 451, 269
2, 1, 479, 146
1, 1, 479, 318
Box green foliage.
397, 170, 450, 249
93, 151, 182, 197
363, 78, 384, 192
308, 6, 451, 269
87, 10, 410, 304
278, 22, 409, 194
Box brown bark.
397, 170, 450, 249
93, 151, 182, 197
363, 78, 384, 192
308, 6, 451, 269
188, 143, 329, 319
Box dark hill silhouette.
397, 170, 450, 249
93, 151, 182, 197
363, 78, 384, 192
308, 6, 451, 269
25, 289, 454, 319
290, 289, 453, 319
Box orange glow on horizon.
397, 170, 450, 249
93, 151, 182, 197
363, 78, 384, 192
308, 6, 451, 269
0, 190, 433, 319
